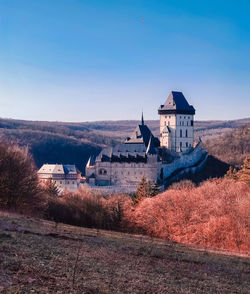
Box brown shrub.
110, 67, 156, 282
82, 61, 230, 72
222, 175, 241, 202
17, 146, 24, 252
0, 142, 43, 213
45, 188, 131, 230
123, 179, 249, 252
168, 180, 196, 190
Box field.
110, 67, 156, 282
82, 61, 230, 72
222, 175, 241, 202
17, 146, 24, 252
0, 211, 249, 294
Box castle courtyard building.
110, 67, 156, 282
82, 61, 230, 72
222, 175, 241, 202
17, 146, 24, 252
38, 164, 80, 193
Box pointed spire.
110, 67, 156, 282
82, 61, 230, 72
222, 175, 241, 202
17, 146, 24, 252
86, 156, 91, 168
146, 135, 157, 155
141, 111, 144, 125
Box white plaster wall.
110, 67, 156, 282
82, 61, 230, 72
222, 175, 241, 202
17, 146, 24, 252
95, 157, 161, 186
86, 166, 95, 178
162, 142, 207, 179
175, 114, 194, 152
38, 174, 79, 194
160, 115, 176, 148
160, 114, 194, 152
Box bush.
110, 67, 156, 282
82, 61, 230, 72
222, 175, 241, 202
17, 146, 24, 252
45, 188, 131, 231
168, 180, 195, 190
123, 179, 249, 251
0, 142, 42, 212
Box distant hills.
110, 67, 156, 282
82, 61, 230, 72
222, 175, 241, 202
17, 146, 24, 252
0, 117, 249, 173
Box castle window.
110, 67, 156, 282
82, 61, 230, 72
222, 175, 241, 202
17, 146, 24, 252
169, 116, 171, 118
168, 121, 170, 126
99, 168, 107, 175
186, 130, 188, 137
180, 129, 182, 137
180, 142, 182, 147
186, 142, 188, 147
191, 120, 193, 126
165, 121, 166, 126
187, 121, 188, 126
180, 116, 182, 119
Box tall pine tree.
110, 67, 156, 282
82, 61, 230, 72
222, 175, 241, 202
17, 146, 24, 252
135, 177, 156, 204
151, 181, 160, 196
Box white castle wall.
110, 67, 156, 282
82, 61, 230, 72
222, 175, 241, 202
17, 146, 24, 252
94, 155, 160, 186
162, 142, 207, 179
39, 176, 79, 194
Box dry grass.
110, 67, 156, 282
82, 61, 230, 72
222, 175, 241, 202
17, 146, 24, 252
0, 211, 249, 294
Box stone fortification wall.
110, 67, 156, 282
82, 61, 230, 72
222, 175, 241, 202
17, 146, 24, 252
162, 142, 207, 180
85, 183, 164, 195
165, 152, 209, 186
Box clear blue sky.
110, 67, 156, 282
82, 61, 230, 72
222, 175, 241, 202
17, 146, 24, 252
0, 0, 249, 121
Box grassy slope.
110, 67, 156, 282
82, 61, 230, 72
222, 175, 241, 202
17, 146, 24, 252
0, 211, 249, 294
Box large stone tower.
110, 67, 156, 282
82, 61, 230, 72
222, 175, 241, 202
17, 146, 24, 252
158, 91, 195, 152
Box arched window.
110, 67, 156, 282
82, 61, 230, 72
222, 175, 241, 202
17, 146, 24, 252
180, 129, 182, 137
99, 168, 107, 175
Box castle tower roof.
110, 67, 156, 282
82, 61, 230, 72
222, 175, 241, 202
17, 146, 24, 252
158, 91, 195, 115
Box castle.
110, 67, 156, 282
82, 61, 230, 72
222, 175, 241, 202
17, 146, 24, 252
86, 91, 207, 189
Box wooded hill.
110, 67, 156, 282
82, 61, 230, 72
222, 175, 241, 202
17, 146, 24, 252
0, 117, 249, 173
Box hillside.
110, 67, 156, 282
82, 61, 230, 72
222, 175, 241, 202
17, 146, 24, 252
83, 117, 250, 142
0, 117, 249, 173
0, 211, 249, 294
204, 125, 250, 167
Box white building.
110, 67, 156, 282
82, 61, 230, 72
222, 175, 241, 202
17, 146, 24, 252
85, 91, 199, 189
158, 91, 195, 152
38, 164, 81, 193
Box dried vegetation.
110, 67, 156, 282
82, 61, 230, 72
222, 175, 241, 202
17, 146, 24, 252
0, 211, 249, 294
